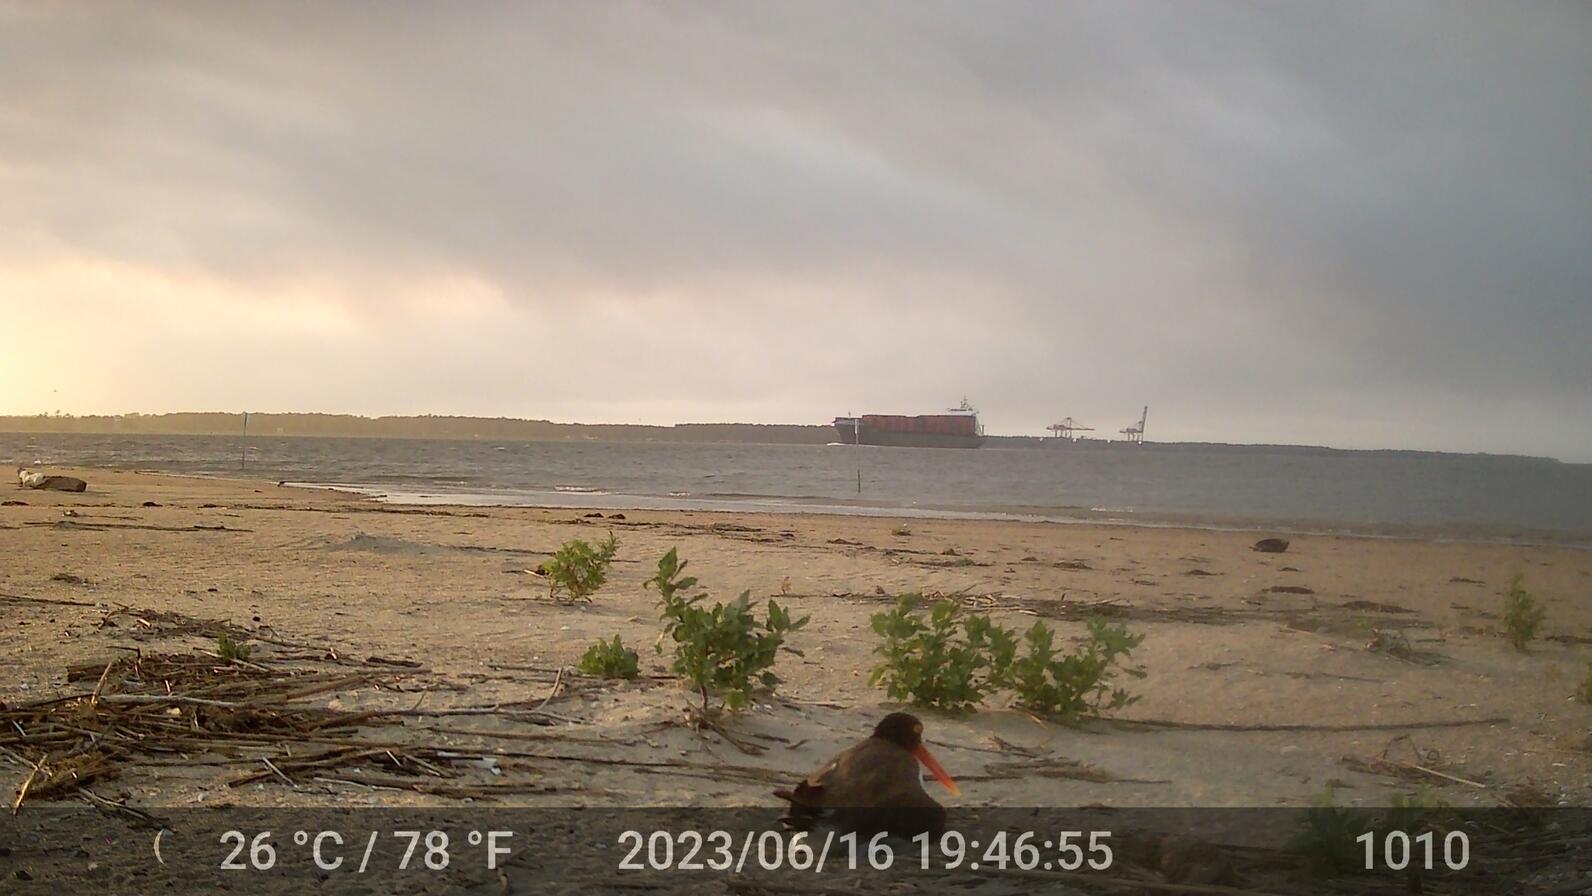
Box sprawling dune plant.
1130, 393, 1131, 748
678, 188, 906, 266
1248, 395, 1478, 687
869, 594, 1145, 720
649, 548, 808, 712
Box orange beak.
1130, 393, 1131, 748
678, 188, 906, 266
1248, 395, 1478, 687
913, 744, 960, 797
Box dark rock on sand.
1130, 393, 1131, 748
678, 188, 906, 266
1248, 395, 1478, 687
1267, 585, 1315, 595
1252, 537, 1289, 553
26, 476, 89, 492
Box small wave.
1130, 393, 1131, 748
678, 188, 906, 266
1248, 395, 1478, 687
1090, 506, 1135, 514
667, 491, 691, 497
554, 485, 607, 494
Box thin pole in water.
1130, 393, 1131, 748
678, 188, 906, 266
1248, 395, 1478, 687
857, 468, 861, 494
240, 411, 248, 471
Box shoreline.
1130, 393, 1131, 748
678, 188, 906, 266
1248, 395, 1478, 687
284, 478, 1592, 551
9, 432, 1590, 545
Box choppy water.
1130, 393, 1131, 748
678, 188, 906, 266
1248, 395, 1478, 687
4, 432, 1590, 544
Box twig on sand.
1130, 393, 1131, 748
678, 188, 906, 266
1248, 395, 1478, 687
260, 757, 296, 787
89, 660, 117, 706
1117, 717, 1507, 733
77, 788, 162, 825
532, 667, 566, 712
696, 713, 768, 756
0, 591, 100, 608
1400, 762, 1486, 789
1343, 754, 1488, 789
95, 694, 248, 708
11, 755, 45, 814
383, 705, 581, 724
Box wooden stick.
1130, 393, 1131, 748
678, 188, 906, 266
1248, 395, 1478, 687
532, 667, 566, 712
1118, 716, 1508, 733
89, 660, 118, 707
260, 757, 296, 787
1390, 760, 1487, 789
0, 591, 100, 608
95, 694, 242, 708
11, 755, 45, 814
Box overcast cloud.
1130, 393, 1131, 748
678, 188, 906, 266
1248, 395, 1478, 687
1, 2, 1588, 458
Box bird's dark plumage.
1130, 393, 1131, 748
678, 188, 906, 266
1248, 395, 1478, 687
774, 713, 955, 838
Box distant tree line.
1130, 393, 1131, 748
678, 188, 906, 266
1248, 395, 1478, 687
0, 412, 836, 445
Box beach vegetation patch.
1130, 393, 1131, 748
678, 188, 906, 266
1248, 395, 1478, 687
1002, 617, 1146, 720
869, 595, 1145, 719
649, 548, 809, 712
1288, 787, 1452, 874
1288, 787, 1374, 872
577, 635, 639, 680
1502, 574, 1545, 651
869, 594, 1015, 712
543, 533, 619, 603
215, 633, 253, 663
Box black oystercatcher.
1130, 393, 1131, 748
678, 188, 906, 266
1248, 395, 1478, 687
774, 712, 959, 838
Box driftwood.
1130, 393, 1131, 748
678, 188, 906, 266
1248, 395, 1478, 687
1, 651, 426, 809
0, 591, 101, 608
1118, 716, 1508, 733
18, 474, 88, 492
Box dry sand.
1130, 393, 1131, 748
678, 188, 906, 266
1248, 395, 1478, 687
2, 468, 1588, 812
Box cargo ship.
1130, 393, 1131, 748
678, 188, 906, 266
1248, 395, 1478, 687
833, 399, 985, 449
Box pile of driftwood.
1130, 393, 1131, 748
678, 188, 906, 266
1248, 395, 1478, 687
0, 650, 454, 809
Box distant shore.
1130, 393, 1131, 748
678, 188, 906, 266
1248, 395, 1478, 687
0, 414, 1568, 461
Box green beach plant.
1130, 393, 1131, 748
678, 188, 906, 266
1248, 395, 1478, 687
1287, 786, 1374, 872
215, 633, 252, 663
869, 594, 1015, 712
1001, 617, 1146, 720
870, 595, 1146, 718
543, 533, 619, 603
649, 548, 809, 712
1502, 574, 1545, 651
577, 635, 640, 680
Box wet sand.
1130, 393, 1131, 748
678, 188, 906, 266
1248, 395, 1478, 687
2, 469, 1588, 811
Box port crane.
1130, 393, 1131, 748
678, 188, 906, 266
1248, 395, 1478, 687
1045, 418, 1094, 441
1119, 406, 1148, 444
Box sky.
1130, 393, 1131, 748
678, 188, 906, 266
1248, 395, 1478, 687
1, 2, 1588, 459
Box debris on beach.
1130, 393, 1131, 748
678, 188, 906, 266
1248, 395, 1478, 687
4, 651, 406, 808
16, 467, 88, 492
1252, 537, 1290, 553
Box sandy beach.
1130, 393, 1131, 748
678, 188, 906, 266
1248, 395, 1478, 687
2, 468, 1588, 813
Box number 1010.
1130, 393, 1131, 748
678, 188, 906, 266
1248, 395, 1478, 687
1356, 830, 1469, 871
